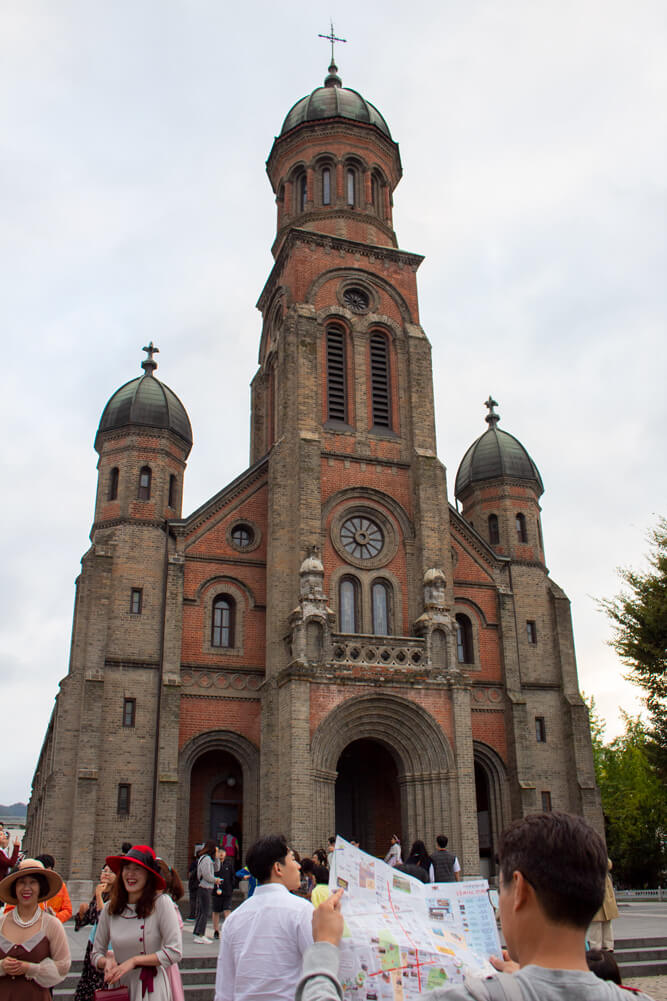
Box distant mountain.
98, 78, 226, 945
0, 803, 27, 819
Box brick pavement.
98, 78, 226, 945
625, 978, 667, 1000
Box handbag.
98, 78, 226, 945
94, 987, 130, 1001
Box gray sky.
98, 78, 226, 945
2, 1, 665, 804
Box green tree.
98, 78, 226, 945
584, 701, 667, 887
599, 517, 667, 771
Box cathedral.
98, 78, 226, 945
25, 57, 602, 883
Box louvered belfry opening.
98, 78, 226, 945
370, 332, 391, 428
326, 325, 347, 422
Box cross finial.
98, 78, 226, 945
484, 395, 500, 426
318, 20, 346, 67
141, 341, 159, 375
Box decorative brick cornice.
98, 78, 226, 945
104, 658, 160, 671
272, 210, 397, 257
181, 667, 264, 696
275, 661, 467, 691
172, 456, 268, 538
449, 504, 507, 568
257, 229, 423, 312
92, 517, 167, 533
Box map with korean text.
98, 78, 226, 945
329, 837, 502, 999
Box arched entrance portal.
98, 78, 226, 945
311, 693, 456, 855
188, 750, 243, 855
475, 761, 493, 877
335, 739, 400, 856
473, 743, 510, 882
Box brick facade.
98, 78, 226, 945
25, 67, 603, 882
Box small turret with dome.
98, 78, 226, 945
455, 398, 545, 563
265, 27, 403, 257
93, 344, 192, 529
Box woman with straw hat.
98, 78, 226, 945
0, 858, 71, 1000
91, 845, 181, 1001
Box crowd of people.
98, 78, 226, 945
0, 813, 654, 1001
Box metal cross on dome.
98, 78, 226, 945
318, 20, 347, 64
484, 395, 500, 426
142, 341, 159, 362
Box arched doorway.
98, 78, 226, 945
473, 743, 510, 882
188, 749, 243, 856
335, 739, 400, 857
474, 760, 493, 878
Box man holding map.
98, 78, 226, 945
296, 813, 655, 1001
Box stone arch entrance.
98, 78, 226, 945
335, 738, 401, 856
178, 730, 259, 875
311, 693, 456, 853
473, 741, 510, 881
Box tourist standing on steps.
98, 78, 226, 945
193, 840, 220, 944
383, 834, 402, 867
73, 863, 115, 1001
429, 835, 461, 882
215, 834, 313, 1001
588, 858, 619, 951
92, 844, 182, 1001
0, 858, 71, 1001
211, 847, 235, 940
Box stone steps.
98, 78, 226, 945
54, 936, 667, 998
615, 938, 667, 979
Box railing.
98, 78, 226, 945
616, 888, 665, 901
331, 633, 426, 669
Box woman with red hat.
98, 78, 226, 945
0, 858, 71, 1000
91, 845, 182, 1001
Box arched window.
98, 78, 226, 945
294, 170, 307, 213
212, 595, 235, 648
108, 467, 119, 501
488, 514, 499, 545
369, 332, 391, 429
371, 171, 385, 218
138, 466, 151, 501
326, 324, 347, 423
168, 474, 177, 508
516, 513, 527, 543
339, 577, 360, 633
371, 580, 392, 636
346, 168, 356, 207
322, 167, 331, 206
455, 613, 474, 664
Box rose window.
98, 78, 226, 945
340, 516, 384, 560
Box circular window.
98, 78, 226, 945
231, 523, 254, 550
342, 287, 370, 313
340, 516, 384, 560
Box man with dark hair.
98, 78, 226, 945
214, 834, 313, 1001
295, 812, 655, 1001
429, 834, 461, 882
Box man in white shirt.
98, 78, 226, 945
214, 833, 313, 1001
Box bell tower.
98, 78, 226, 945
254, 58, 474, 853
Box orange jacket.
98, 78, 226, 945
5, 881, 73, 923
